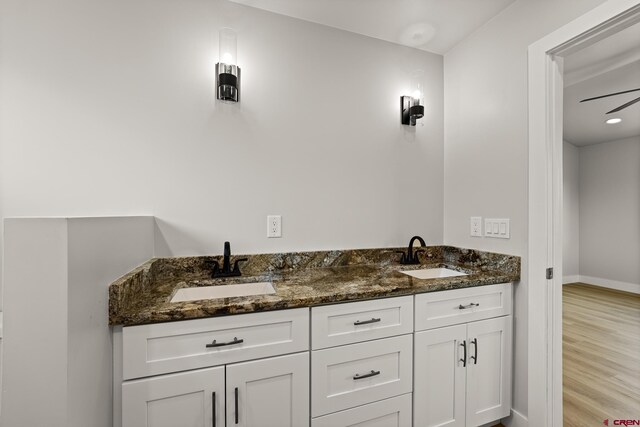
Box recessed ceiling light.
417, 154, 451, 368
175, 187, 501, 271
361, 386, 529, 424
606, 118, 622, 124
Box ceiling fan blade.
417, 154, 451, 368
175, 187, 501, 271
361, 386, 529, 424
606, 95, 640, 114
580, 87, 640, 103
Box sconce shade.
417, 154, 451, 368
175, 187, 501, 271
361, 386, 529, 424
219, 28, 237, 66
216, 28, 240, 102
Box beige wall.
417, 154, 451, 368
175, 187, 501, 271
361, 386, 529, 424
443, 0, 607, 418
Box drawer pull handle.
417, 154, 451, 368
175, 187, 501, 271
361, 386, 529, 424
470, 338, 478, 364
234, 387, 239, 424
458, 302, 479, 310
460, 341, 467, 367
353, 370, 381, 380
354, 317, 381, 326
206, 337, 244, 348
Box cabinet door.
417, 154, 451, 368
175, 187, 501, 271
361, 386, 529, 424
466, 316, 512, 426
226, 352, 310, 427
414, 325, 466, 427
122, 366, 224, 427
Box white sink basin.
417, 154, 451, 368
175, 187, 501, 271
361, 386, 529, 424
171, 282, 276, 303
401, 268, 467, 280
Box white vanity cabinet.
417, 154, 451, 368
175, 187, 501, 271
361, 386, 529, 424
310, 296, 414, 426
122, 353, 309, 427
116, 308, 310, 427
115, 284, 513, 427
413, 283, 513, 427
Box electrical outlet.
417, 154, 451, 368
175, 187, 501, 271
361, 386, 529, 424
470, 217, 482, 237
267, 215, 282, 238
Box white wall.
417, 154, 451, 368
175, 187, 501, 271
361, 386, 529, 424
2, 217, 155, 427
0, 0, 444, 266
442, 0, 607, 420
0, 4, 442, 421
563, 141, 580, 282
579, 137, 640, 292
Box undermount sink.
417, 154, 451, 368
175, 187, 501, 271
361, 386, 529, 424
171, 282, 276, 303
401, 268, 468, 280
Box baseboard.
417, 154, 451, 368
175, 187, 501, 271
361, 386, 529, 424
502, 409, 528, 427
563, 275, 580, 284
579, 275, 640, 294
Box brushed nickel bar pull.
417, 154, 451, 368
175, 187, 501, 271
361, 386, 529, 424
353, 370, 381, 380
354, 318, 381, 326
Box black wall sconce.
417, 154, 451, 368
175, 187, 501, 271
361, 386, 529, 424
401, 71, 424, 126
216, 28, 240, 102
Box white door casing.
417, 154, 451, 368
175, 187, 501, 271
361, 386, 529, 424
528, 1, 640, 425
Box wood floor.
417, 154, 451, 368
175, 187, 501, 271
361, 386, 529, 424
563, 283, 640, 427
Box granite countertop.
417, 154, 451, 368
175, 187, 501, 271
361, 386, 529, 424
109, 246, 520, 326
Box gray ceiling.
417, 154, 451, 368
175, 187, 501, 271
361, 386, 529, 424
563, 23, 640, 146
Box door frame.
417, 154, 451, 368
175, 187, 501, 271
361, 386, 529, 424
527, 1, 640, 426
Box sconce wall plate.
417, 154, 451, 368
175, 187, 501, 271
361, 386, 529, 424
401, 96, 424, 126
216, 63, 240, 102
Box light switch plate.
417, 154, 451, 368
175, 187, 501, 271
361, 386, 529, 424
470, 217, 482, 237
485, 218, 510, 239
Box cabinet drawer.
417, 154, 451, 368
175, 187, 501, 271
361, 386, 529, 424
312, 296, 413, 349
122, 308, 309, 380
312, 393, 412, 427
311, 334, 412, 417
415, 283, 511, 331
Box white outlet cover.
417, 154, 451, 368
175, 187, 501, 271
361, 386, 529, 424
267, 215, 282, 238
470, 217, 482, 237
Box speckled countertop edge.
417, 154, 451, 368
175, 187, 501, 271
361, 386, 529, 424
109, 246, 520, 326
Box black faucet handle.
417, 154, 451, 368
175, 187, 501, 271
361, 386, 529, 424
232, 258, 248, 273
413, 249, 425, 263
395, 251, 407, 264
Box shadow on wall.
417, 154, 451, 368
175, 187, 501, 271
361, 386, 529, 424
154, 218, 173, 257
153, 217, 222, 257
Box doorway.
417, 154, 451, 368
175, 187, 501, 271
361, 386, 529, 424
561, 26, 640, 424
528, 1, 640, 425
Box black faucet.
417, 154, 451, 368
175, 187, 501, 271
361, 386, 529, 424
212, 241, 248, 278
397, 235, 426, 265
